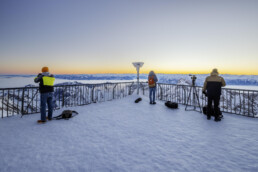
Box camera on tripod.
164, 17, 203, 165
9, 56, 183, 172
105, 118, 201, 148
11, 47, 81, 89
189, 74, 197, 86
185, 74, 202, 113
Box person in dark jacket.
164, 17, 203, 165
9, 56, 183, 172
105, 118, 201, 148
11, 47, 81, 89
202, 68, 226, 121
34, 67, 55, 123
148, 71, 158, 104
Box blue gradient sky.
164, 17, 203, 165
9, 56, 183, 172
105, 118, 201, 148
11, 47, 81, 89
0, 0, 258, 74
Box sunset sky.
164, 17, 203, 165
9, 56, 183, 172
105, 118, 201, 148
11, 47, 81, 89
0, 0, 258, 75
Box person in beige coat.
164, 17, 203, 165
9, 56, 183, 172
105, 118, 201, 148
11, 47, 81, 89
202, 69, 226, 121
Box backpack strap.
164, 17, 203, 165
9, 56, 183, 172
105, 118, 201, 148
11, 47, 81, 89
52, 114, 64, 120
52, 110, 79, 120
71, 111, 79, 114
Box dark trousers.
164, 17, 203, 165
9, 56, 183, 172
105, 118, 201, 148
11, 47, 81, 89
40, 92, 54, 121
149, 87, 156, 103
207, 95, 220, 119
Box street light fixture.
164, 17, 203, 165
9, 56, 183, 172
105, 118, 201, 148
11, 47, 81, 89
132, 62, 144, 95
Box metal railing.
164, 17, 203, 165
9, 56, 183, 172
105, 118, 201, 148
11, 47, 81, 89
140, 83, 258, 118
0, 82, 135, 118
1, 81, 258, 118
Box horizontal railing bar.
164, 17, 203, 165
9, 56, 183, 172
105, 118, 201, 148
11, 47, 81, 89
0, 82, 136, 118
0, 81, 136, 90
156, 83, 258, 92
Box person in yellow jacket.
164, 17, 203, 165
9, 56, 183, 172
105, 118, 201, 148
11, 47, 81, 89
203, 68, 226, 121
34, 67, 55, 123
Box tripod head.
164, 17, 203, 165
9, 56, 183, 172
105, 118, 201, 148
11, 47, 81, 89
189, 74, 197, 86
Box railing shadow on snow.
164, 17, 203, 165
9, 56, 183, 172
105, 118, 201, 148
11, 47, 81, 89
1, 82, 258, 118
139, 82, 258, 118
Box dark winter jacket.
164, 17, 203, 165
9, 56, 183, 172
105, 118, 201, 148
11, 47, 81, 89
202, 72, 226, 97
34, 72, 55, 93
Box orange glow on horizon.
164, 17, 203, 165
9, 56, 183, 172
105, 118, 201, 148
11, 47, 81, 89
1, 70, 256, 76
0, 66, 257, 75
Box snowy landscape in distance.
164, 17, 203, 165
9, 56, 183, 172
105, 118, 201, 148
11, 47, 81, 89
0, 74, 258, 90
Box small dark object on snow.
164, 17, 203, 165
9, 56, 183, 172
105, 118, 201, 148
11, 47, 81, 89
214, 118, 221, 122
135, 97, 142, 103
53, 110, 79, 120
203, 106, 223, 118
202, 91, 208, 97
165, 101, 178, 109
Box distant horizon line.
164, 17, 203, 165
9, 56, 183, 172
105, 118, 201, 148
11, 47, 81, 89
0, 73, 258, 76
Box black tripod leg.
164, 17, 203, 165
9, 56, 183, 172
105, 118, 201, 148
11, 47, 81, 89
185, 86, 202, 113
193, 87, 202, 113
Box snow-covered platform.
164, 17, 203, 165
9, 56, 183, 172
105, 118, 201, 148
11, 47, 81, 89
0, 95, 258, 172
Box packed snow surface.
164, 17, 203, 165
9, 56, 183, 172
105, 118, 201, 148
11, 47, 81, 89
0, 95, 258, 172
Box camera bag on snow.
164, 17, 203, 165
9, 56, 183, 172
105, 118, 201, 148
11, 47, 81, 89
165, 101, 178, 109
135, 97, 142, 103
203, 106, 223, 118
53, 110, 79, 120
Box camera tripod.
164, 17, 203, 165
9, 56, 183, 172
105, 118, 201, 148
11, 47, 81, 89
185, 76, 202, 113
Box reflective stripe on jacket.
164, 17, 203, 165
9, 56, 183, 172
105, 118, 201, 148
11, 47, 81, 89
34, 73, 55, 93
42, 76, 55, 86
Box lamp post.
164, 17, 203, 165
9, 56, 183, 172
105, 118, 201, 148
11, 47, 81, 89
132, 62, 144, 95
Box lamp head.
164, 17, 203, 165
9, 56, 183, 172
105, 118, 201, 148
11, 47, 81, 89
132, 62, 144, 69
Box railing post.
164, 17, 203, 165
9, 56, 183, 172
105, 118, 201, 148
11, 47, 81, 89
183, 87, 187, 105
158, 84, 163, 100
142, 83, 145, 95
1, 90, 4, 118
128, 82, 134, 95
248, 91, 250, 116
113, 84, 118, 99
62, 86, 65, 107
21, 88, 25, 115
91, 86, 95, 102
7, 90, 10, 117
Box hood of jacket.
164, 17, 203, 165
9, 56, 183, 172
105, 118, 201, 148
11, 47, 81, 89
210, 69, 219, 76
149, 71, 155, 77
42, 72, 51, 76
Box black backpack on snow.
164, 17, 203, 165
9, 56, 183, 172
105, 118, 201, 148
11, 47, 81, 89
135, 97, 142, 103
165, 101, 178, 109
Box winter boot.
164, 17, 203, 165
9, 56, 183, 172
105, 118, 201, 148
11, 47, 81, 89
46, 117, 52, 121
37, 120, 46, 124
214, 118, 221, 122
